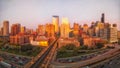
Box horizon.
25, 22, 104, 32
0, 0, 120, 30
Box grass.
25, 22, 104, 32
0, 46, 43, 57
56, 49, 107, 58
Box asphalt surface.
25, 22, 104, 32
30, 38, 58, 68
93, 54, 120, 68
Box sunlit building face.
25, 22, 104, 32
52, 16, 59, 33
60, 17, 70, 38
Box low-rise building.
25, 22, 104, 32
10, 34, 29, 45
30, 35, 48, 46
58, 38, 80, 48
83, 37, 102, 48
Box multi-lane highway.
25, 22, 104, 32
30, 38, 58, 68
51, 45, 120, 68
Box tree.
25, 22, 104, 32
73, 47, 79, 56
79, 45, 88, 50
21, 44, 33, 51
96, 43, 104, 49
65, 44, 76, 50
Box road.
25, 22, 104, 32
30, 38, 58, 68
40, 41, 58, 68
91, 53, 120, 68
51, 45, 120, 68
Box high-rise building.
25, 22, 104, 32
118, 31, 120, 39
38, 25, 45, 35
101, 13, 105, 23
45, 24, 55, 38
52, 16, 59, 33
109, 24, 118, 43
60, 17, 70, 38
11, 23, 21, 36
83, 24, 88, 34
3, 21, 9, 36
0, 27, 3, 36
20, 26, 26, 34
102, 23, 118, 43
73, 23, 79, 37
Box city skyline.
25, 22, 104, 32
0, 0, 120, 30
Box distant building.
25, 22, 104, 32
60, 17, 70, 38
73, 23, 79, 37
58, 38, 80, 48
88, 28, 94, 37
20, 26, 26, 34
102, 24, 118, 43
10, 34, 29, 45
96, 22, 104, 37
83, 24, 88, 34
52, 16, 59, 33
109, 24, 118, 43
30, 35, 48, 46
83, 37, 102, 48
118, 31, 120, 39
101, 13, 105, 23
11, 23, 21, 36
3, 21, 9, 36
37, 25, 45, 35
0, 27, 3, 36
45, 24, 55, 38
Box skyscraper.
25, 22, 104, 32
60, 17, 70, 38
52, 16, 59, 33
38, 25, 45, 35
0, 27, 3, 36
3, 21, 9, 36
45, 24, 55, 38
11, 23, 21, 36
73, 23, 79, 37
101, 13, 105, 23
109, 24, 118, 43
20, 26, 26, 34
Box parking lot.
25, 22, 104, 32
0, 53, 31, 68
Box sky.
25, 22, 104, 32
0, 0, 120, 30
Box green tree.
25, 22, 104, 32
96, 43, 104, 49
65, 44, 76, 50
73, 47, 79, 56
79, 45, 88, 50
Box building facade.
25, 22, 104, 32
60, 17, 70, 38
3, 21, 9, 36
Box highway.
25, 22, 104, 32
89, 53, 120, 68
51, 45, 120, 68
40, 41, 58, 68
30, 38, 58, 68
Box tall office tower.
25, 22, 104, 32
0, 27, 3, 36
88, 28, 94, 37
60, 17, 70, 38
3, 21, 9, 36
101, 13, 105, 23
73, 23, 79, 37
20, 26, 26, 34
102, 23, 111, 40
38, 25, 45, 35
109, 24, 118, 43
118, 31, 120, 39
52, 16, 59, 33
97, 22, 104, 38
45, 24, 55, 38
11, 23, 21, 36
83, 24, 88, 34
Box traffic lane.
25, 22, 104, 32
94, 55, 120, 68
